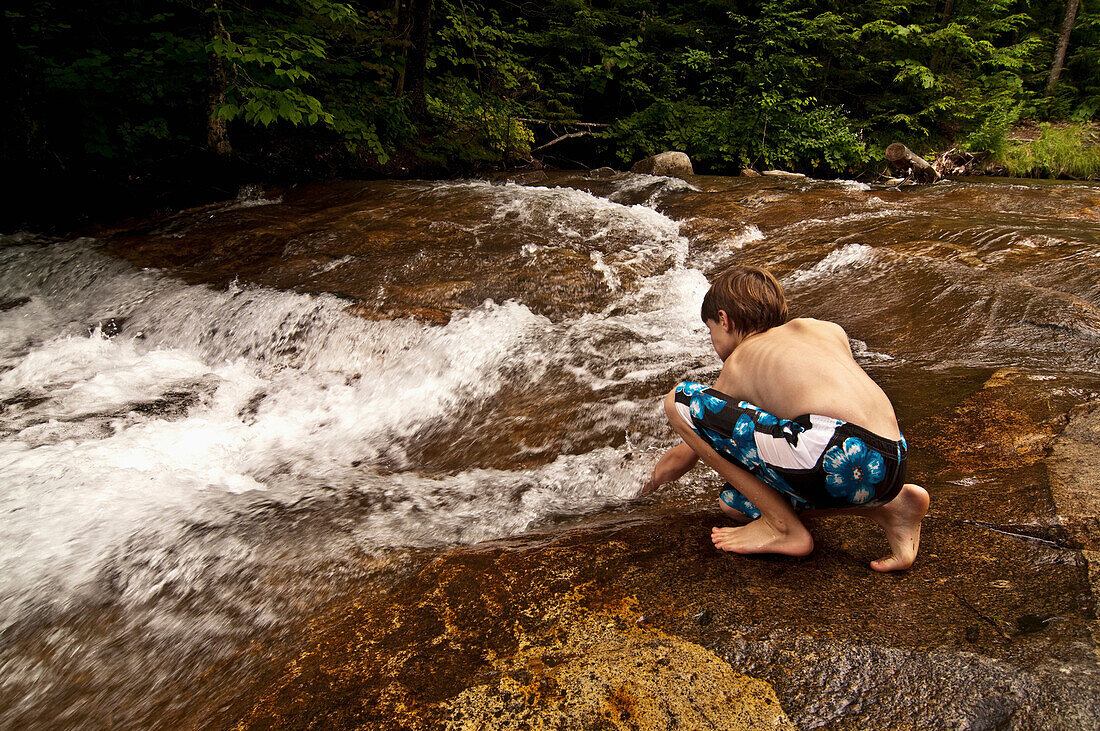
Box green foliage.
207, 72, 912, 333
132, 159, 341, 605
208, 0, 402, 160
995, 124, 1100, 179
427, 81, 534, 163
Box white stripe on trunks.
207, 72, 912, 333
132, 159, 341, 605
754, 414, 843, 470
675, 402, 693, 427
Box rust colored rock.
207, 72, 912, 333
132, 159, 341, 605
630, 151, 694, 179
230, 468, 1100, 730
588, 166, 619, 179
444, 613, 792, 730
234, 528, 794, 730
925, 368, 1067, 472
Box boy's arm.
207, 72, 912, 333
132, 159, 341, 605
640, 441, 699, 495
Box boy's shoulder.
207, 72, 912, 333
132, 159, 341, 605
769, 317, 847, 341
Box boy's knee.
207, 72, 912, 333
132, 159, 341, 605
663, 384, 694, 432
663, 388, 678, 418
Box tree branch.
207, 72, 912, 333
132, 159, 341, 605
516, 117, 610, 129
532, 131, 594, 152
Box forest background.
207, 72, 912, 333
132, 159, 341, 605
3, 0, 1098, 229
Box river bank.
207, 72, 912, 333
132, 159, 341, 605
933, 122, 1100, 182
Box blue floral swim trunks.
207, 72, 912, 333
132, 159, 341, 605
672, 381, 908, 518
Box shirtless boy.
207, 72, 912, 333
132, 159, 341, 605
642, 265, 929, 572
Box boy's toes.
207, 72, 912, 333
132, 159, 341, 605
870, 553, 913, 572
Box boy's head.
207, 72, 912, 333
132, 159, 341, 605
700, 265, 787, 335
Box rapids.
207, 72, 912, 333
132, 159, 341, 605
1, 172, 1098, 728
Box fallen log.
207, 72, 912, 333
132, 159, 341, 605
886, 142, 941, 183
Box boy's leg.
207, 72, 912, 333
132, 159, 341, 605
718, 487, 756, 523
866, 484, 929, 571
664, 389, 813, 557
798, 484, 930, 571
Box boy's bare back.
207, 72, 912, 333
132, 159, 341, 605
713, 318, 901, 441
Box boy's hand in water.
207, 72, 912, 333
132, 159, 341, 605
639, 442, 699, 496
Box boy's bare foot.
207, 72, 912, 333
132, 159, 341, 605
711, 516, 813, 557
867, 484, 930, 572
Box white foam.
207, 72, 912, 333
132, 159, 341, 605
546, 266, 714, 390
448, 180, 690, 281
489, 181, 685, 248
604, 172, 700, 206
590, 251, 621, 292
313, 255, 353, 274
785, 244, 878, 286
346, 448, 653, 548
781, 208, 906, 231
833, 179, 872, 191
0, 241, 561, 623
688, 223, 766, 271
727, 224, 765, 248
850, 338, 895, 363
226, 184, 282, 209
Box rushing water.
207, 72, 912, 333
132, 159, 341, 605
1, 173, 1098, 728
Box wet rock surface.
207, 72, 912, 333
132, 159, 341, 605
227, 366, 1100, 730
1050, 404, 1100, 552
103, 178, 686, 324
232, 504, 1098, 728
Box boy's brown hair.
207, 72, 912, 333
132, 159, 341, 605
700, 265, 788, 333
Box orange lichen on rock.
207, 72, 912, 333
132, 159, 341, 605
443, 608, 791, 730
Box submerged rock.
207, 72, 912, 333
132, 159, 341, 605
0, 296, 31, 312
630, 151, 694, 179
506, 170, 549, 185
89, 317, 126, 337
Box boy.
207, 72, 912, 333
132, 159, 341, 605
642, 265, 929, 572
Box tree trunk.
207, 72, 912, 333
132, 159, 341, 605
930, 0, 955, 73
391, 0, 409, 96
886, 143, 941, 183
206, 1, 232, 155
1046, 0, 1080, 94
940, 0, 955, 24
404, 0, 433, 116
